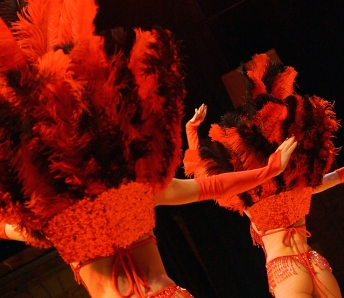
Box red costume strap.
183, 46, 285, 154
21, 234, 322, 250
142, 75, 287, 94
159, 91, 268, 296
0, 221, 9, 239
335, 167, 344, 183
262, 225, 328, 298
196, 150, 281, 201
112, 235, 156, 298
186, 120, 200, 150
71, 234, 157, 298
112, 249, 150, 297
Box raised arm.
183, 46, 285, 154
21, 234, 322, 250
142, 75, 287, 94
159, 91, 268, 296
186, 104, 207, 149
156, 137, 297, 205
184, 104, 209, 177
312, 167, 344, 194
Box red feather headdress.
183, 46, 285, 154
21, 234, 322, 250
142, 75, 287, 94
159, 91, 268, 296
0, 0, 185, 242
185, 54, 339, 216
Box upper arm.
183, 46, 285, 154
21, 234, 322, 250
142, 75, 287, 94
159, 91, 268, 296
154, 178, 200, 206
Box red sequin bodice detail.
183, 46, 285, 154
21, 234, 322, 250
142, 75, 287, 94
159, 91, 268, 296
44, 182, 155, 263
247, 187, 313, 231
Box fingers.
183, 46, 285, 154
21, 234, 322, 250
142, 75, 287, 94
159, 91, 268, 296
276, 136, 297, 152
197, 104, 207, 119
190, 107, 200, 122
196, 104, 206, 114
190, 104, 207, 123
202, 104, 207, 117
276, 136, 297, 174
286, 139, 297, 154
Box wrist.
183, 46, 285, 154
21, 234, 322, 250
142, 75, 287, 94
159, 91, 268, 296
186, 120, 201, 127
267, 150, 282, 177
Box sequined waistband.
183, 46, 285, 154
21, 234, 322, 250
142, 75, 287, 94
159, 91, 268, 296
147, 285, 193, 298
266, 250, 332, 297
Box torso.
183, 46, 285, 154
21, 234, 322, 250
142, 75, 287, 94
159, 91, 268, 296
262, 218, 311, 262
245, 210, 311, 263
71, 232, 175, 298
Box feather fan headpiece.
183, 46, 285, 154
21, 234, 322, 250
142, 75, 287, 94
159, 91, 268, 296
0, 0, 185, 239
185, 54, 338, 215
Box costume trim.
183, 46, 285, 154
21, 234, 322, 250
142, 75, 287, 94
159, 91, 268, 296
251, 224, 332, 298
266, 250, 332, 297
147, 286, 193, 298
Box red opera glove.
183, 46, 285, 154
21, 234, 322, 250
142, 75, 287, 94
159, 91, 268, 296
186, 121, 200, 150
335, 167, 344, 183
196, 150, 281, 201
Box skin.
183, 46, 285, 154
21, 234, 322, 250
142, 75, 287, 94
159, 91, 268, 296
3, 227, 175, 298
70, 231, 175, 298
155, 103, 297, 206
154, 136, 297, 206
0, 105, 309, 298
2, 134, 297, 298
187, 104, 342, 298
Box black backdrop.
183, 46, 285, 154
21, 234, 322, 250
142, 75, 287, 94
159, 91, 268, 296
93, 1, 344, 297
0, 1, 343, 297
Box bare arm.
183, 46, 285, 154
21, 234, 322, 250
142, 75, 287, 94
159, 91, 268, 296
186, 104, 207, 149
0, 221, 25, 241
155, 178, 200, 206
312, 171, 341, 194
156, 137, 297, 206
5, 224, 26, 241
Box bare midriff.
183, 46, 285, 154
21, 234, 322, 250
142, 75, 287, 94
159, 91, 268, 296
71, 232, 175, 298
251, 217, 312, 262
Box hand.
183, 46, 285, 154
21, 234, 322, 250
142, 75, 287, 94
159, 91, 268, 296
275, 136, 297, 174
189, 104, 207, 126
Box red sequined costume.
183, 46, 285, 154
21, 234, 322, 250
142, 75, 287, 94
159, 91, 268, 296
0, 0, 192, 297
184, 54, 339, 296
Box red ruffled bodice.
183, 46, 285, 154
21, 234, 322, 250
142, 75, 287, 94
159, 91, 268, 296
44, 183, 155, 263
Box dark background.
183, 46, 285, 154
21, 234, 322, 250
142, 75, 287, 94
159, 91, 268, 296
1, 1, 344, 297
